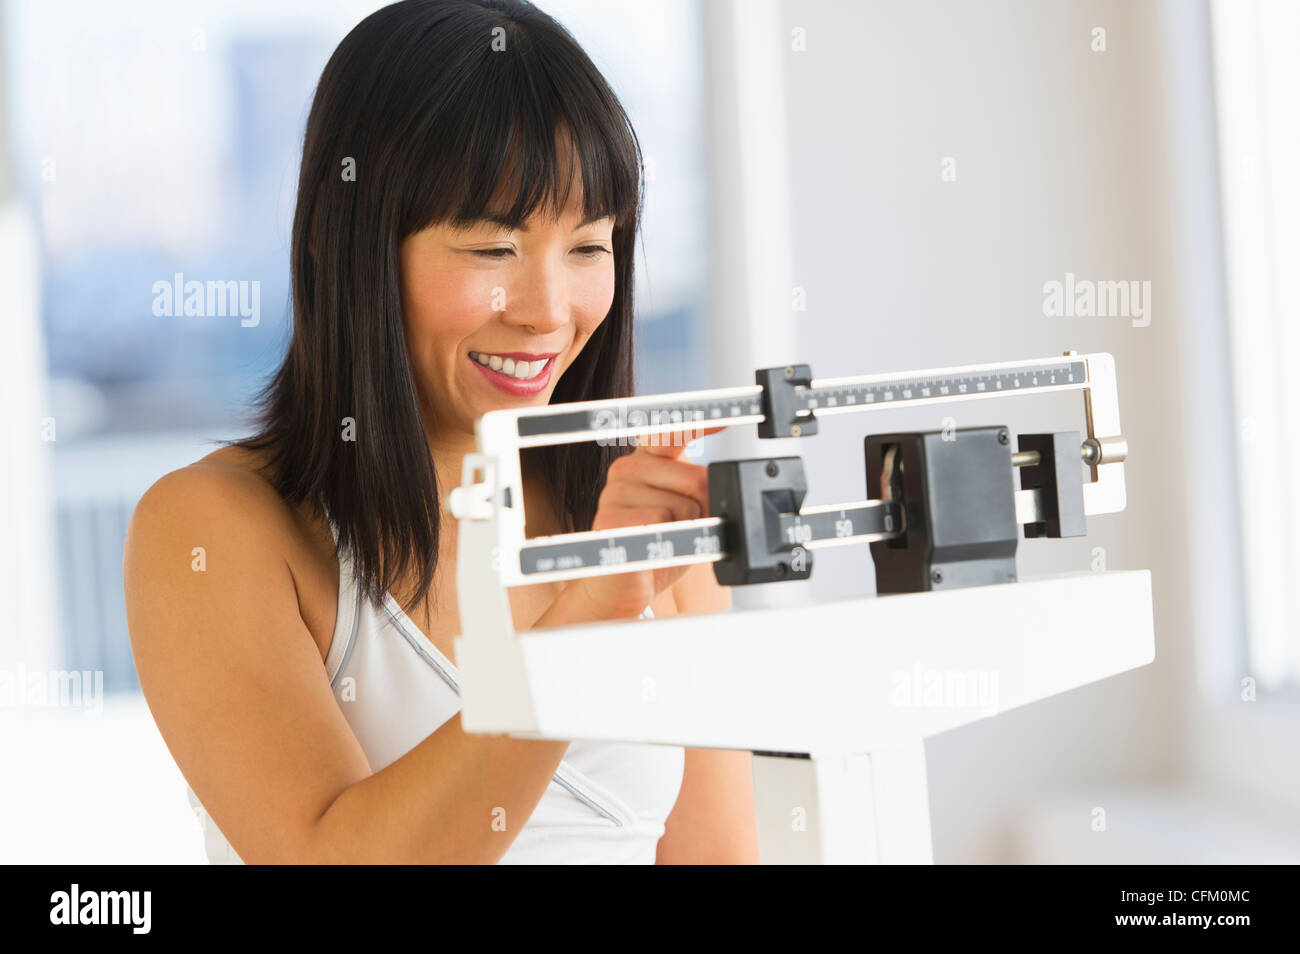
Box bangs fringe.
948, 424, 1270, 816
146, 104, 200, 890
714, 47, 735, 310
398, 18, 642, 239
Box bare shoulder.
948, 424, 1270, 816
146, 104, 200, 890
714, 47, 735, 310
125, 445, 301, 568
123, 445, 370, 863
669, 561, 732, 617
122, 444, 331, 636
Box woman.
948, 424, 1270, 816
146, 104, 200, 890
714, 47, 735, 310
123, 0, 758, 864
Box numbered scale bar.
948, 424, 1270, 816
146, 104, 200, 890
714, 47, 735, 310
516, 384, 766, 443
518, 499, 903, 581
517, 489, 1050, 583
513, 357, 1089, 444
801, 359, 1086, 418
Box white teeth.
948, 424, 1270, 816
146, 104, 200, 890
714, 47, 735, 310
470, 352, 548, 380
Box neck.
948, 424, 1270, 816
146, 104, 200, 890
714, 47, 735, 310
420, 403, 476, 492
421, 414, 551, 537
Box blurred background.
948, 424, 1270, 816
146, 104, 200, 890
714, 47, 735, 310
1, 0, 1297, 862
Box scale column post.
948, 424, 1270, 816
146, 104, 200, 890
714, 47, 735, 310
751, 743, 933, 864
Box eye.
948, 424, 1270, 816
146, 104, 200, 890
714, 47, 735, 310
575, 244, 611, 259
472, 247, 515, 260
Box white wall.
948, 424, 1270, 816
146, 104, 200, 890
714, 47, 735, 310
749, 0, 1256, 861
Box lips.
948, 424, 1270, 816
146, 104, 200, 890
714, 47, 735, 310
468, 351, 555, 396
468, 350, 558, 377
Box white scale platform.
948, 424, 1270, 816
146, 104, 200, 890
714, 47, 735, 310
457, 570, 1154, 863
449, 352, 1156, 863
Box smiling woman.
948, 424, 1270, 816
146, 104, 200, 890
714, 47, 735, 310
242, 8, 643, 609
397, 147, 617, 414
121, 0, 757, 865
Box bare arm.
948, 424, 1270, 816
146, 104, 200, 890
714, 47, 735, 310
124, 464, 607, 864
655, 562, 760, 864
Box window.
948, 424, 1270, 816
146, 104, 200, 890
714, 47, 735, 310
4, 0, 710, 689
1209, 0, 1300, 690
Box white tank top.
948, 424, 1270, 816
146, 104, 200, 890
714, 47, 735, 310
185, 519, 686, 864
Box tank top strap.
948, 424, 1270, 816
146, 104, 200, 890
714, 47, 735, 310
323, 507, 356, 591
323, 508, 362, 685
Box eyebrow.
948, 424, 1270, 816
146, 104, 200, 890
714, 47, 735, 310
471, 211, 614, 233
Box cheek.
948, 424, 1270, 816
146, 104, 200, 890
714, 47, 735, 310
573, 262, 617, 334
404, 266, 496, 353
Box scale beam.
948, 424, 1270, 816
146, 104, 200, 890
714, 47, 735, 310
509, 355, 1089, 443
450, 351, 1128, 588
515, 490, 1059, 584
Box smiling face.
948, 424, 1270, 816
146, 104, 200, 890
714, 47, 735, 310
398, 142, 617, 455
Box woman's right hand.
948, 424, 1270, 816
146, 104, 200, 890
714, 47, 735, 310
568, 425, 723, 620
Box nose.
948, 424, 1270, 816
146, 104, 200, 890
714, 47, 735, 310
502, 253, 571, 334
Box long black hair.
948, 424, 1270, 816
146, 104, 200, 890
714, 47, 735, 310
231, 0, 644, 612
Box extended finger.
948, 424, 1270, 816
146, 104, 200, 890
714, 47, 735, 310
592, 504, 685, 533
600, 483, 704, 522
634, 424, 726, 459
609, 453, 710, 510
